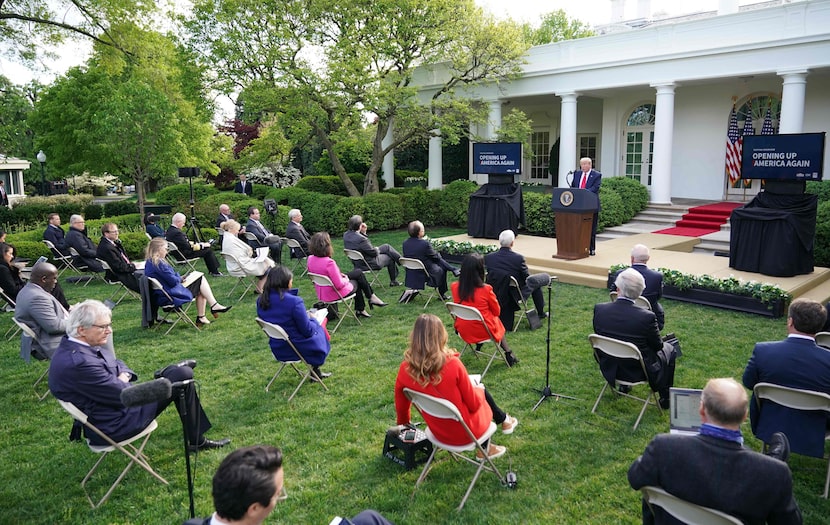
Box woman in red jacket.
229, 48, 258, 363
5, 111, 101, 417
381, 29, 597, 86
394, 314, 517, 458
450, 253, 520, 366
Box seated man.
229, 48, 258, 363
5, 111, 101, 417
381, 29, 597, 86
14, 263, 69, 360
145, 213, 166, 238
344, 215, 401, 286
285, 208, 311, 257
743, 298, 830, 458
216, 204, 235, 229
48, 299, 229, 451
43, 213, 70, 256
65, 214, 104, 272
402, 220, 459, 301
628, 377, 800, 525
484, 229, 551, 330
166, 212, 223, 276
593, 268, 677, 409
96, 222, 140, 293
611, 244, 665, 330
245, 207, 283, 263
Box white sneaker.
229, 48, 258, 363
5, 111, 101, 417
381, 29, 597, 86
501, 415, 519, 435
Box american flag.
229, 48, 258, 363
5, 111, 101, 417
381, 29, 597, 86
761, 107, 775, 135
725, 106, 742, 183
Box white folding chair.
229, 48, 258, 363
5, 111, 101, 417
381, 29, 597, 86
399, 257, 439, 308
640, 486, 743, 525
445, 302, 507, 379
43, 239, 75, 279
256, 317, 328, 401
403, 388, 505, 511
57, 400, 168, 508
12, 317, 50, 401
307, 272, 361, 334
67, 247, 105, 286
508, 275, 534, 332
816, 331, 830, 350
588, 333, 663, 430
221, 252, 258, 302
344, 248, 385, 289
753, 382, 830, 498
166, 242, 200, 273
146, 277, 201, 335
96, 259, 139, 306
609, 290, 652, 310
1, 286, 20, 340
284, 238, 308, 277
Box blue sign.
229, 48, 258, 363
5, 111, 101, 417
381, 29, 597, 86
472, 142, 523, 175
741, 133, 825, 180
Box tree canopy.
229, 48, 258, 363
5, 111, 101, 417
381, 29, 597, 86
521, 9, 595, 46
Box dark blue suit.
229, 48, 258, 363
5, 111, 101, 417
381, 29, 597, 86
256, 289, 330, 366
43, 224, 68, 254
484, 247, 546, 330
570, 168, 602, 252
402, 236, 456, 296
610, 264, 666, 330
629, 433, 801, 525
742, 335, 830, 457
144, 259, 194, 307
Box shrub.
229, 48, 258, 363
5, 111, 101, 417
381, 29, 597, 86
362, 192, 404, 231
304, 193, 346, 234
4, 194, 94, 232
602, 176, 649, 221
155, 182, 219, 210
296, 176, 348, 196
393, 187, 439, 226
815, 200, 830, 268
523, 191, 555, 236
248, 164, 302, 189
435, 180, 477, 226
597, 190, 624, 231
394, 169, 426, 187
10, 240, 51, 261
103, 200, 138, 217
806, 180, 830, 204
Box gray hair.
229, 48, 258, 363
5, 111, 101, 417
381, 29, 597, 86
67, 300, 111, 338
498, 230, 515, 248
615, 268, 645, 300
172, 212, 186, 226
69, 214, 84, 225
631, 244, 650, 264
288, 209, 301, 220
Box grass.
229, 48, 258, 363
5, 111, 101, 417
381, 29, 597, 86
1, 226, 828, 524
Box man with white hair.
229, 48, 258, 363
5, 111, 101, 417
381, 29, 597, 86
285, 208, 311, 255
65, 214, 104, 272
166, 212, 223, 276
485, 229, 552, 330
611, 244, 665, 330
593, 268, 678, 409
216, 204, 235, 228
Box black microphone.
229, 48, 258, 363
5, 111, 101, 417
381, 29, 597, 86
121, 378, 172, 407
170, 379, 196, 389
567, 170, 575, 175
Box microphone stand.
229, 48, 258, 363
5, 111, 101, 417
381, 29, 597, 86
532, 277, 576, 411
174, 386, 196, 519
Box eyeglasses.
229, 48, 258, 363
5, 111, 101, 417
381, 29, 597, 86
275, 486, 288, 503
105, 230, 119, 234
92, 323, 113, 331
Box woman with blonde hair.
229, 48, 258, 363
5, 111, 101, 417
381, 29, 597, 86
394, 314, 517, 459
144, 236, 231, 326
221, 219, 274, 293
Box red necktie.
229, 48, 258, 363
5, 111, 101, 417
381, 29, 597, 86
580, 172, 588, 189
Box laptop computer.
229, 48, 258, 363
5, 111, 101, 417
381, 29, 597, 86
669, 387, 703, 435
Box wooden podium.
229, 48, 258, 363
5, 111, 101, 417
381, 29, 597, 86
551, 188, 598, 260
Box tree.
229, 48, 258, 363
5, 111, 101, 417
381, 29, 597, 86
0, 75, 34, 157
520, 9, 594, 46
184, 0, 529, 196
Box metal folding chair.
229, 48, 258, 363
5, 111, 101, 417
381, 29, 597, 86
166, 242, 200, 273
307, 272, 361, 334
640, 486, 742, 525
67, 247, 104, 286
256, 317, 329, 401
399, 257, 439, 308
96, 259, 139, 306
344, 248, 384, 289
816, 331, 830, 350
221, 252, 258, 302
12, 317, 50, 400
508, 275, 533, 332
284, 238, 308, 277
146, 276, 201, 335
445, 302, 508, 379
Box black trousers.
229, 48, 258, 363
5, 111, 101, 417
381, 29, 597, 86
153, 363, 212, 446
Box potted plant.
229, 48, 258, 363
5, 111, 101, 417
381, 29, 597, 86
429, 239, 497, 264
403, 176, 428, 188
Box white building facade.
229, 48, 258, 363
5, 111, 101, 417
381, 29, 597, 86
0, 155, 30, 205
409, 0, 830, 203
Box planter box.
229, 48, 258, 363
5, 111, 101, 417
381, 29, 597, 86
403, 180, 427, 188
439, 251, 465, 265
662, 284, 786, 318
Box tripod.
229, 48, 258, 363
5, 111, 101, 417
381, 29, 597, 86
532, 277, 576, 411
179, 167, 205, 243
174, 383, 197, 519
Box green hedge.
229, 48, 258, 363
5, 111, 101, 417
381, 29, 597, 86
602, 176, 649, 221
523, 192, 555, 236
815, 200, 830, 268
806, 180, 830, 204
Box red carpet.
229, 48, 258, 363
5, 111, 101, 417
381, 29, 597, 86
655, 202, 742, 237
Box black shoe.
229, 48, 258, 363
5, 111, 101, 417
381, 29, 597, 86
451, 268, 461, 278
440, 293, 450, 302
766, 432, 790, 463
210, 303, 232, 315
589, 250, 596, 256
659, 397, 670, 410
618, 384, 632, 394
155, 317, 173, 325
356, 310, 372, 318
390, 280, 402, 287
190, 437, 231, 452
311, 368, 332, 382
210, 272, 224, 277
505, 352, 519, 367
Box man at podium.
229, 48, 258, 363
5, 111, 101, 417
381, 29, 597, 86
570, 157, 602, 255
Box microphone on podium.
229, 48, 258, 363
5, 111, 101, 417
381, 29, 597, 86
566, 171, 575, 186
121, 378, 172, 407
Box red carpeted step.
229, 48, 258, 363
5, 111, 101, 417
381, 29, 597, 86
654, 226, 719, 237
676, 219, 725, 229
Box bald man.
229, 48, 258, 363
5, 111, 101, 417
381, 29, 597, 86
629, 378, 799, 524
14, 263, 69, 360
166, 212, 223, 276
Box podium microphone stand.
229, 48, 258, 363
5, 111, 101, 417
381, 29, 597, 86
532, 277, 576, 411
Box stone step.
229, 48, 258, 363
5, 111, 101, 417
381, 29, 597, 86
796, 276, 830, 304
527, 264, 608, 288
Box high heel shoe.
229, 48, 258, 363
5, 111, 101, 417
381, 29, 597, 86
356, 310, 372, 318
369, 294, 388, 308
210, 303, 232, 318
196, 316, 211, 326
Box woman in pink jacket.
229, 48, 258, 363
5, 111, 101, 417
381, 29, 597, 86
307, 231, 386, 318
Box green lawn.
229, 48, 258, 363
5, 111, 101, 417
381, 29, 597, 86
1, 227, 828, 524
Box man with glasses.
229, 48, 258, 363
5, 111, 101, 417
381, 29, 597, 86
96, 222, 140, 293
65, 214, 105, 272
49, 299, 230, 451
186, 444, 393, 525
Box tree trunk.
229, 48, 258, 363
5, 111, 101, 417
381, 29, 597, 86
315, 127, 360, 197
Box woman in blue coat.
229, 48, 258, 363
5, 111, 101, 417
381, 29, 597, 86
257, 265, 332, 380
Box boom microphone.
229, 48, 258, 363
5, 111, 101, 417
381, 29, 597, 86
121, 378, 172, 407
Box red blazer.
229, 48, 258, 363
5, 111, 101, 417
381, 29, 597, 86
394, 354, 492, 446
450, 282, 506, 343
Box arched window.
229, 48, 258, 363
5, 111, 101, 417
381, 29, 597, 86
737, 94, 780, 135
624, 103, 656, 186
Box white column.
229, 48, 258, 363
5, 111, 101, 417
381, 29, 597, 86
381, 122, 395, 188
486, 100, 502, 140
427, 130, 443, 189
718, 0, 739, 15
777, 70, 809, 134
557, 92, 578, 188
650, 82, 676, 204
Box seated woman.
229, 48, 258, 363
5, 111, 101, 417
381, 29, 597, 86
144, 213, 165, 238
394, 314, 518, 458
451, 253, 519, 367
0, 242, 70, 309
257, 266, 332, 380
306, 231, 386, 318
221, 219, 274, 293
144, 237, 231, 326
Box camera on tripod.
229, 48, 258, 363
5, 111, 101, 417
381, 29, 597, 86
263, 198, 278, 215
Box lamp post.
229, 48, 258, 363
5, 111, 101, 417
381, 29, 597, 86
36, 150, 46, 196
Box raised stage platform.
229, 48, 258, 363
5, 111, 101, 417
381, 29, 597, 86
437, 232, 830, 304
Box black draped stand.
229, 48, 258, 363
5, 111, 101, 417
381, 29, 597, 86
729, 192, 817, 277
467, 183, 525, 239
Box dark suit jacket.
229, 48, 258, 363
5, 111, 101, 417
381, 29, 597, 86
0, 187, 7, 206
484, 247, 528, 329
571, 168, 602, 194
0, 261, 23, 301
402, 237, 453, 289
215, 213, 233, 228
628, 433, 801, 525
65, 227, 103, 270
593, 299, 665, 389
286, 220, 310, 254
43, 225, 68, 252
343, 230, 379, 270
742, 336, 830, 457
234, 181, 253, 195
245, 219, 271, 246
610, 264, 665, 329
166, 226, 200, 259
96, 238, 139, 292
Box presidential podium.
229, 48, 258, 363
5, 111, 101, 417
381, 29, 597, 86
551, 188, 598, 260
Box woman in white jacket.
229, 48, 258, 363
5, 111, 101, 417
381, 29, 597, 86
221, 219, 275, 293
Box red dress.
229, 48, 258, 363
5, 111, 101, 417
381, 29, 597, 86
450, 282, 506, 343
394, 354, 492, 446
